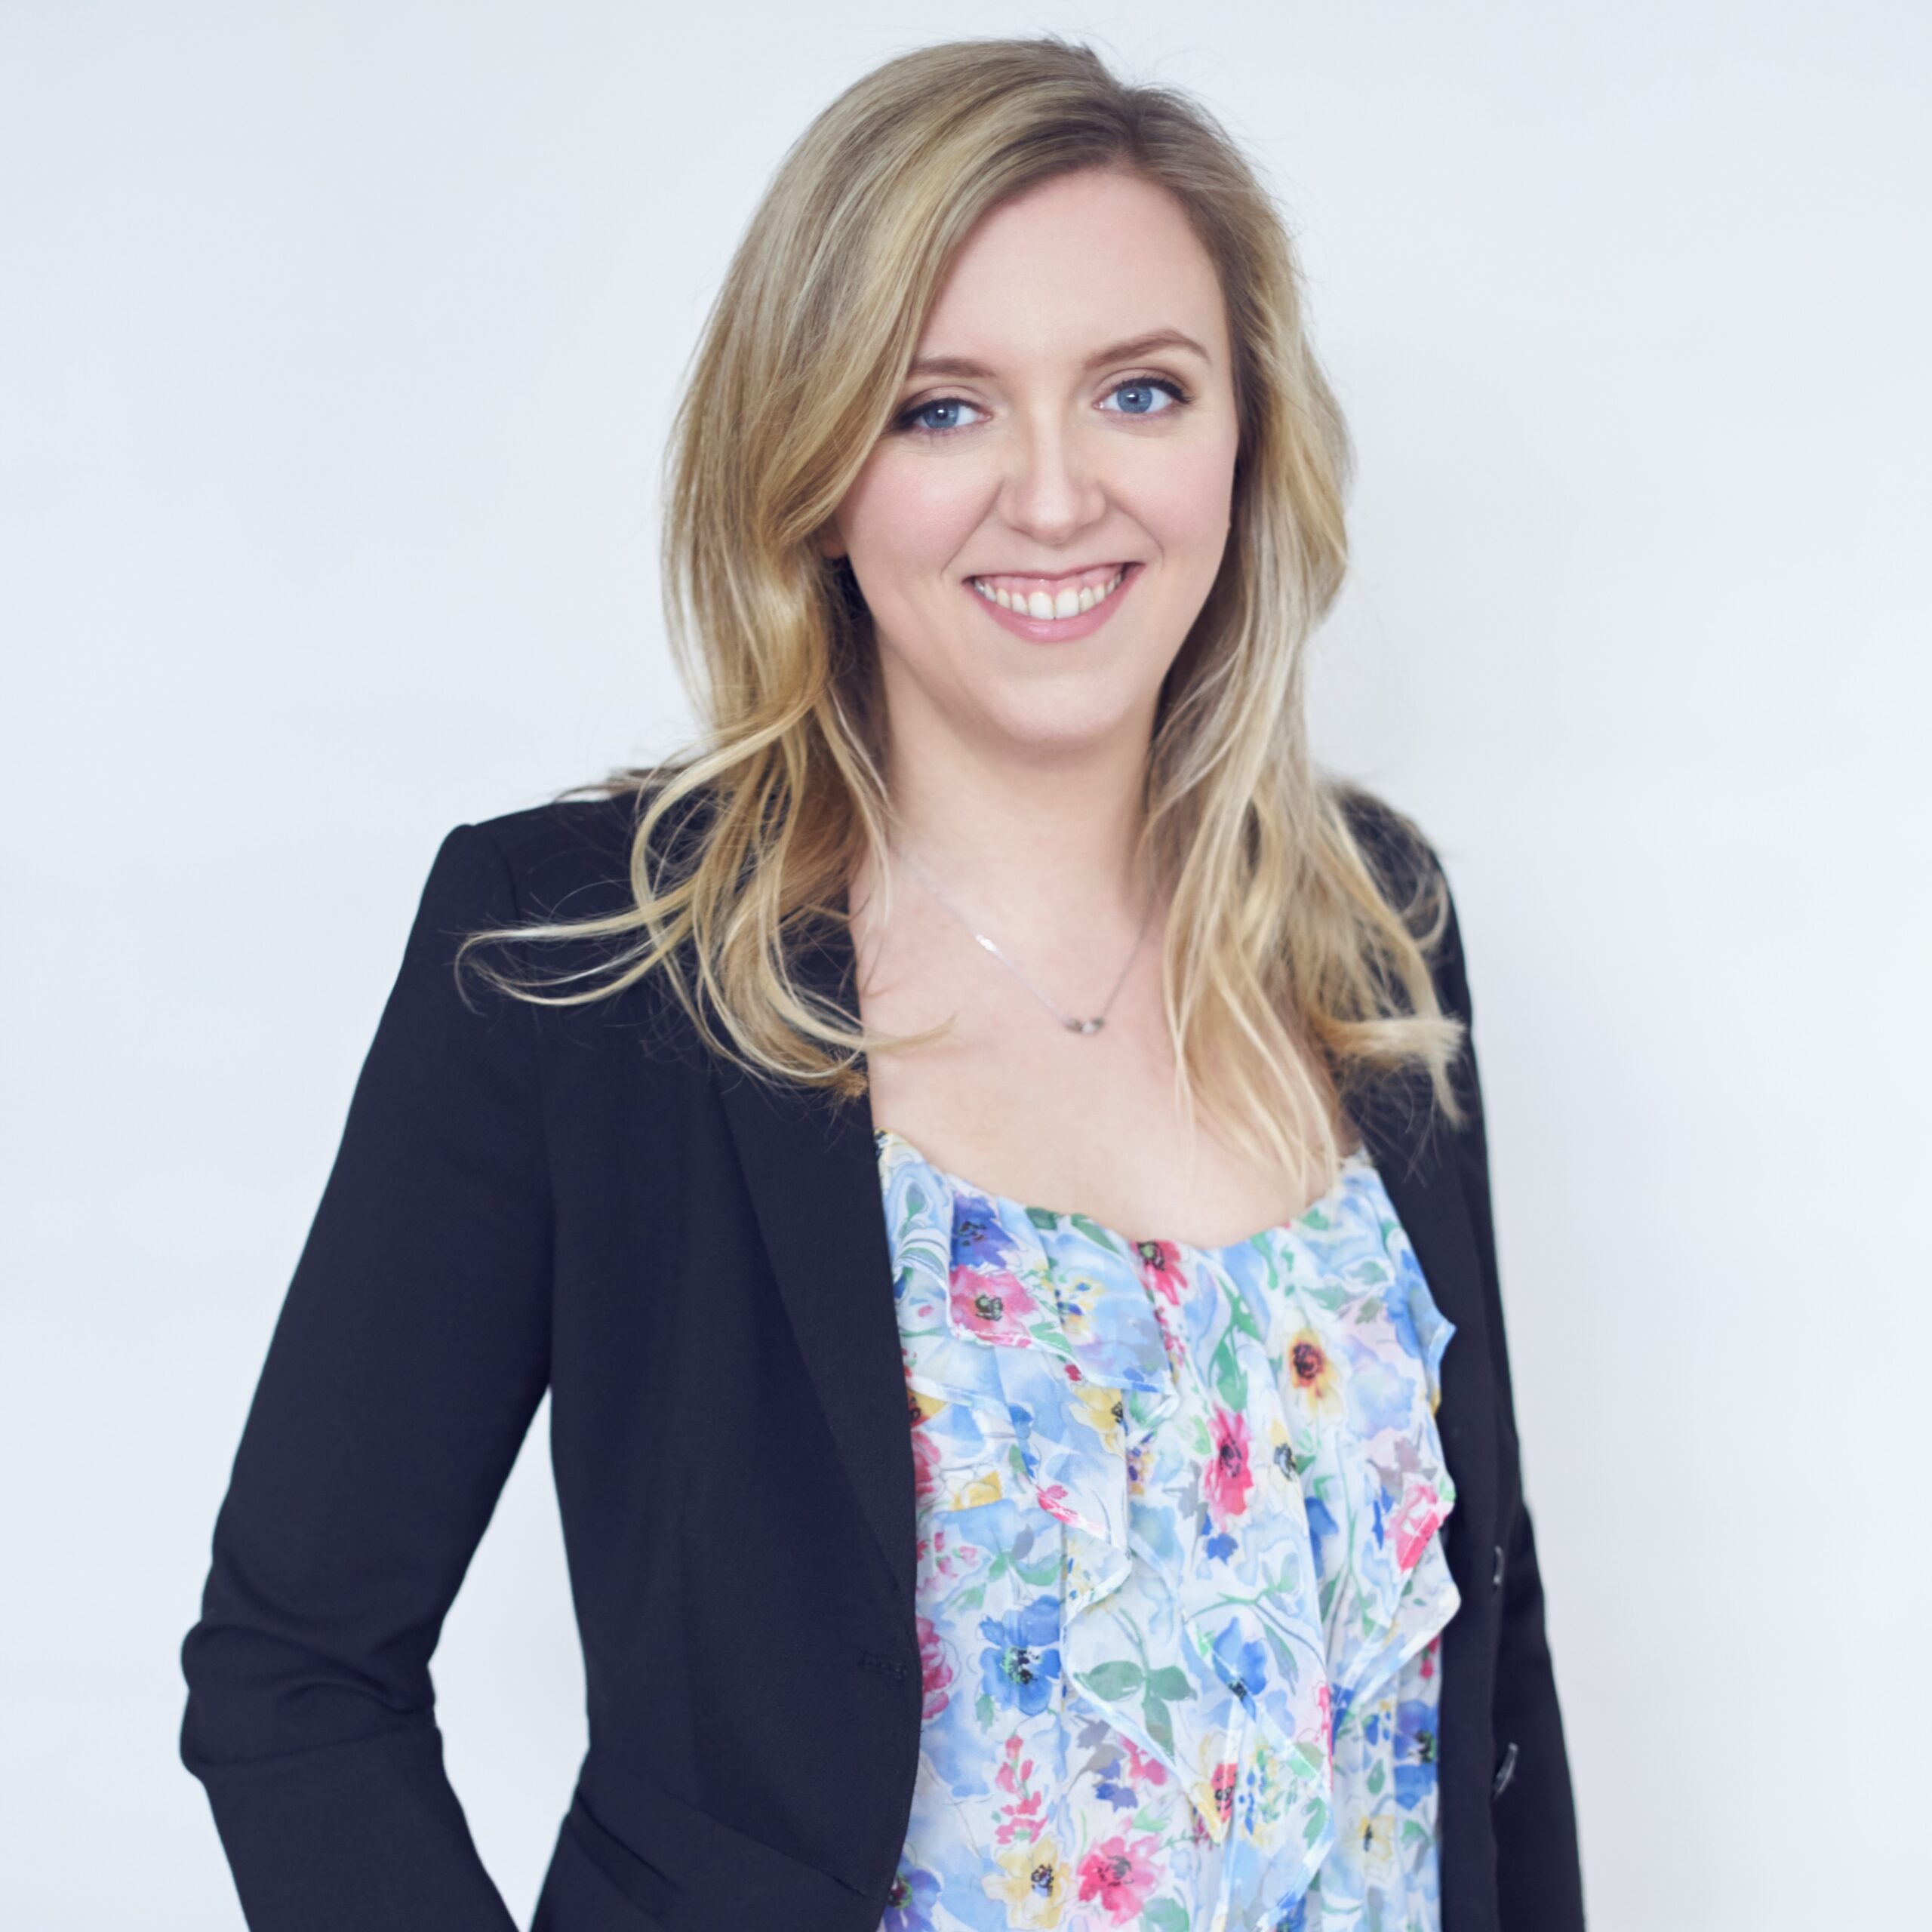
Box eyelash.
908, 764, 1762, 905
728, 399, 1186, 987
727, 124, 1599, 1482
892, 374, 1192, 438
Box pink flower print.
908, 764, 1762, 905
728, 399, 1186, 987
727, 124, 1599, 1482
1150, 1299, 1186, 1374
1035, 1482, 1077, 1527
1118, 1737, 1170, 1787
1420, 1635, 1440, 1681
1075, 1832, 1161, 1921
915, 1614, 955, 1720
909, 1422, 944, 1503
993, 1733, 1045, 1832
994, 1786, 1046, 1844
1315, 1682, 1334, 1767
1204, 1406, 1254, 1525
949, 1263, 1038, 1343
1134, 1239, 1188, 1304
1392, 1481, 1444, 1572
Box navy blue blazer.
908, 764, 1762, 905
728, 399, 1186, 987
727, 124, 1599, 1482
179, 783, 1585, 1931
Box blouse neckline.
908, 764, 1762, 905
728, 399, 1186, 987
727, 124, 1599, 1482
872, 1123, 1377, 1260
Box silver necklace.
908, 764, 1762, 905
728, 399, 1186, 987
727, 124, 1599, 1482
891, 843, 1155, 1035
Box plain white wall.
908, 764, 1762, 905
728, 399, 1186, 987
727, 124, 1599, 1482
4, 4, 1927, 1927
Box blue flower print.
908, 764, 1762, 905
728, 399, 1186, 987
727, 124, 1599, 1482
1303, 1493, 1340, 1548
950, 1193, 1021, 1270
1346, 1359, 1414, 1436
1393, 1697, 1439, 1810
881, 1860, 942, 1931
1383, 1267, 1423, 1361
1208, 1620, 1272, 1706
979, 1596, 1061, 1717
1202, 1503, 1238, 1563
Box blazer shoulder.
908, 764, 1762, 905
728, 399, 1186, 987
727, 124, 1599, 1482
1326, 777, 1466, 1019
466, 770, 715, 926
1329, 779, 1446, 915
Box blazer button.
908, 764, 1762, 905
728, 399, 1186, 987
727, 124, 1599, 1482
1491, 1740, 1518, 1800
1492, 1542, 1506, 1593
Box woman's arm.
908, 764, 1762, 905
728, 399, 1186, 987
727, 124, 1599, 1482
179, 822, 552, 1931
1432, 861, 1588, 1930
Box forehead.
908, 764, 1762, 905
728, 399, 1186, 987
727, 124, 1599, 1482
909, 169, 1229, 377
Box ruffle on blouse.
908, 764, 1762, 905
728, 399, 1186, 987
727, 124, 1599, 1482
878, 1129, 1460, 1932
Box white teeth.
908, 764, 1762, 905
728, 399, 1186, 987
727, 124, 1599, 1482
971, 566, 1128, 620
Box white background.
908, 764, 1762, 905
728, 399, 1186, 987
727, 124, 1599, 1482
4, 4, 1927, 1927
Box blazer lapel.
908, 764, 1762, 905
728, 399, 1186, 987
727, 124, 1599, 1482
712, 891, 920, 1609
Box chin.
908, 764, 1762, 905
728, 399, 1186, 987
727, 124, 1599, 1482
977, 684, 1154, 752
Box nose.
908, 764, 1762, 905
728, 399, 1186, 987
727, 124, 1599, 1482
997, 411, 1109, 547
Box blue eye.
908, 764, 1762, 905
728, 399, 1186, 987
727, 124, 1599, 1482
899, 396, 988, 435
1100, 376, 1189, 416
893, 374, 1192, 438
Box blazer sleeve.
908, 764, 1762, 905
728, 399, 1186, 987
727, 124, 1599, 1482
179, 822, 552, 1931
1432, 863, 1588, 1930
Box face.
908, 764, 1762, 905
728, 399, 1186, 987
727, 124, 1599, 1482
823, 166, 1241, 766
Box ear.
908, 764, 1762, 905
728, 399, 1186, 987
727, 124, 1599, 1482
815, 524, 848, 563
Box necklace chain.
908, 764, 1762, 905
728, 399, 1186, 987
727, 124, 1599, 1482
891, 844, 1155, 1035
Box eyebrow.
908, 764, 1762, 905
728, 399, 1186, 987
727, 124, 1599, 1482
903, 328, 1212, 383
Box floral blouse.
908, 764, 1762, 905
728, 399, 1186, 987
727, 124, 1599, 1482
872, 1125, 1460, 1932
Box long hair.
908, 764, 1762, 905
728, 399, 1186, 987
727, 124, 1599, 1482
458, 33, 1467, 1199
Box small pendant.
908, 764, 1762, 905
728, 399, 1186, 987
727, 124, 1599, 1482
1067, 1017, 1105, 1035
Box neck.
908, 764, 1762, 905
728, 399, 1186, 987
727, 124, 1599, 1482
877, 734, 1152, 924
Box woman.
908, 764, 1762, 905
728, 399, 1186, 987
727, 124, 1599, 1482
180, 35, 1583, 1932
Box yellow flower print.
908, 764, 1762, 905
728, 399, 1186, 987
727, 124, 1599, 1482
1265, 1414, 1305, 1488
1186, 1755, 1239, 1843
1050, 1264, 1110, 1348
1354, 1810, 1398, 1873
984, 1832, 1072, 1927
1069, 1378, 1128, 1454
1284, 1326, 1343, 1417
951, 1467, 1004, 1510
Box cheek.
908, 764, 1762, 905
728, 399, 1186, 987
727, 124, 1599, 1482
1133, 438, 1238, 559
841, 456, 983, 577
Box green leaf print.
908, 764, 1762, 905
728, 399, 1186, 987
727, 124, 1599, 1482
1077, 1658, 1144, 1701
1224, 1280, 1265, 1343
1016, 1547, 1060, 1589
976, 1690, 995, 1729
1070, 1214, 1123, 1253
1142, 1899, 1192, 1932
1145, 1665, 1192, 1703
1144, 1694, 1176, 1756
1211, 1329, 1249, 1411
1026, 1207, 1060, 1232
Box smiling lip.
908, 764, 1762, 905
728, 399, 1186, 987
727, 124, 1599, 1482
964, 561, 1143, 642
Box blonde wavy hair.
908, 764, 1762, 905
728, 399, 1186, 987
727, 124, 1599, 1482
459, 32, 1467, 1198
